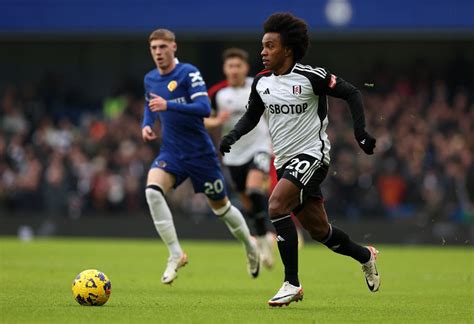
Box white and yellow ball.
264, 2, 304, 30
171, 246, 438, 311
72, 269, 111, 306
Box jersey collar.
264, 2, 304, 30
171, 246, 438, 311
274, 63, 297, 76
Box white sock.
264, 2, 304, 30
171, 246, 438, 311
214, 202, 253, 250
145, 187, 183, 259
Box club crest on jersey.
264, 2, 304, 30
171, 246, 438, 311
293, 85, 302, 95
156, 160, 167, 168
167, 80, 178, 92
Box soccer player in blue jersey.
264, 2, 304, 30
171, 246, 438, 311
142, 29, 259, 284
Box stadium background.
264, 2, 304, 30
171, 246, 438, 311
0, 0, 473, 245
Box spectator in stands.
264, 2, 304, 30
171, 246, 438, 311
0, 68, 472, 224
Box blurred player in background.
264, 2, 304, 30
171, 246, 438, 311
142, 29, 259, 285
220, 13, 380, 306
205, 48, 275, 269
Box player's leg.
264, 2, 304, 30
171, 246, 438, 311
187, 154, 259, 277
296, 199, 380, 291
207, 196, 260, 278
145, 157, 188, 284
296, 198, 370, 260
270, 160, 305, 249
246, 168, 275, 269
268, 154, 327, 306
229, 155, 275, 269
246, 152, 272, 237
295, 167, 380, 292
267, 178, 304, 306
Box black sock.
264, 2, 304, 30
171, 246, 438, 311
322, 225, 370, 263
244, 211, 268, 236
254, 216, 268, 237
248, 191, 269, 236
272, 215, 299, 286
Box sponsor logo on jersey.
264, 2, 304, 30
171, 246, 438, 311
167, 80, 178, 92
263, 88, 270, 94
293, 85, 302, 95
189, 71, 205, 88
169, 97, 187, 104
266, 103, 308, 114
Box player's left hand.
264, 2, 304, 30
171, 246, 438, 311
149, 93, 167, 112
355, 130, 376, 155
219, 133, 237, 156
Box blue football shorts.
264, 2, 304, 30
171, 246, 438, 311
150, 151, 227, 201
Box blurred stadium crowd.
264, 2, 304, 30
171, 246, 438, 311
0, 67, 472, 224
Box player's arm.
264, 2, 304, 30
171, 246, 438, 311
149, 92, 211, 117
312, 68, 376, 155
142, 85, 158, 142
204, 111, 231, 129
167, 95, 211, 117
219, 78, 265, 155
148, 66, 211, 117
168, 66, 210, 117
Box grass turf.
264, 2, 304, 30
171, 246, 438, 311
0, 237, 472, 323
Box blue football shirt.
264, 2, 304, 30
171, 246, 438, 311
142, 62, 215, 159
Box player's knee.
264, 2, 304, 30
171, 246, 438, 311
211, 200, 232, 217
145, 185, 165, 205
247, 190, 267, 214
268, 196, 291, 218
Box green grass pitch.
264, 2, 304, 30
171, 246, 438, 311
1, 237, 472, 323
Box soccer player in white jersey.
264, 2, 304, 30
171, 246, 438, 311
206, 48, 275, 269
220, 13, 380, 306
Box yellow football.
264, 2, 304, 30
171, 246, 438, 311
72, 269, 111, 306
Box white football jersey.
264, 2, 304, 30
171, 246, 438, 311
251, 64, 335, 169
214, 77, 271, 166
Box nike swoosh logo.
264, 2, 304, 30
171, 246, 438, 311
366, 279, 375, 291
366, 265, 379, 291
271, 293, 296, 301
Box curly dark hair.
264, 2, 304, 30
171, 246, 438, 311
263, 12, 309, 62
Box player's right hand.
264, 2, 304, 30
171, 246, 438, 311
219, 134, 236, 156
142, 126, 157, 142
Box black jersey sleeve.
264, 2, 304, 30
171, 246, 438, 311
309, 68, 366, 135
225, 76, 266, 141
